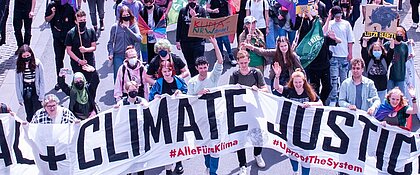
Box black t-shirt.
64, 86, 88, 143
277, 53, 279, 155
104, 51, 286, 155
147, 53, 186, 78
162, 79, 178, 95
65, 28, 97, 66
307, 36, 337, 71
282, 87, 319, 103
209, 0, 229, 18
45, 2, 76, 40
15, 0, 31, 12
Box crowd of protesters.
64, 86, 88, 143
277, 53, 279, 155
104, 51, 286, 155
0, 0, 419, 174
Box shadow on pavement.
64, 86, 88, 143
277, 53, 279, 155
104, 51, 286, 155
99, 89, 115, 106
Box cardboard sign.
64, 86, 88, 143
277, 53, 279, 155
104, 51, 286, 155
365, 4, 398, 38
188, 15, 238, 38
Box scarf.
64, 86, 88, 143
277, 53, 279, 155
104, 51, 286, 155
71, 72, 88, 105
375, 100, 405, 121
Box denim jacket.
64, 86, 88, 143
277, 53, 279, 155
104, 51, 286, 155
338, 76, 380, 111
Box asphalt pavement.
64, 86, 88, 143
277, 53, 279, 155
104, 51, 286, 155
0, 0, 420, 174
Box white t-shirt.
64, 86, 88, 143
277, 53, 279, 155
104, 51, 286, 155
245, 0, 269, 29
328, 19, 355, 57
187, 63, 223, 95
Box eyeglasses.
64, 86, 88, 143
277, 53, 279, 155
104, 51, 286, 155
46, 104, 57, 109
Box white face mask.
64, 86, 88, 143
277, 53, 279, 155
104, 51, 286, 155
128, 58, 138, 66
310, 8, 317, 16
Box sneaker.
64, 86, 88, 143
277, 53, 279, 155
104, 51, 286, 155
54, 84, 60, 91
238, 166, 247, 175
205, 168, 210, 175
100, 20, 105, 31
254, 155, 266, 168
174, 162, 184, 174
293, 172, 299, 175
166, 170, 172, 175
412, 23, 418, 29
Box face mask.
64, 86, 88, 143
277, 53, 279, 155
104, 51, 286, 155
121, 16, 131, 22
188, 2, 196, 9
396, 35, 403, 42
128, 91, 138, 98
54, 0, 61, 4
22, 57, 31, 62
78, 22, 86, 32
310, 8, 317, 16
372, 50, 382, 59
340, 3, 349, 9
75, 82, 84, 90
334, 13, 342, 18
159, 50, 168, 57
146, 5, 153, 9
128, 58, 138, 67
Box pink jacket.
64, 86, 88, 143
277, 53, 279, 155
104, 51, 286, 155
114, 60, 149, 100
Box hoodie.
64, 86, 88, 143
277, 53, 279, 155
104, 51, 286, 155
114, 60, 149, 100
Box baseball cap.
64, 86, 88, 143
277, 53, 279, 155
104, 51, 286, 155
244, 16, 257, 24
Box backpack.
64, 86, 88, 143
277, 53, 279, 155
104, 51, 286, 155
232, 69, 260, 85
122, 65, 145, 98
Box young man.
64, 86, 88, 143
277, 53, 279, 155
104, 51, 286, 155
324, 6, 355, 106
65, 10, 100, 100
229, 50, 268, 175
338, 57, 380, 115
176, 0, 206, 77
45, 0, 76, 90
0, 0, 10, 46
187, 37, 222, 175
13, 0, 36, 52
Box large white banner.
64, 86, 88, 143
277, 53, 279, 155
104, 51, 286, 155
1, 86, 420, 174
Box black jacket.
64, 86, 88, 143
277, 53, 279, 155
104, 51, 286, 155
139, 5, 164, 26
176, 5, 206, 43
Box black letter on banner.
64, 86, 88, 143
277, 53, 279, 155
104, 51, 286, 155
387, 134, 417, 174
322, 111, 353, 154
105, 113, 129, 162
78, 117, 102, 169
13, 121, 34, 164
225, 89, 247, 134
0, 120, 12, 166
267, 101, 292, 141
177, 99, 203, 142
129, 109, 140, 156
199, 91, 222, 139
376, 129, 389, 170
143, 98, 172, 152
293, 107, 322, 150
39, 146, 66, 170
358, 115, 378, 162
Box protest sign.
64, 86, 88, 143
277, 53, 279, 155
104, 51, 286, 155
188, 15, 238, 38
1, 86, 420, 174
365, 4, 398, 38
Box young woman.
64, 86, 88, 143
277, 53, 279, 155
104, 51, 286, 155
15, 44, 45, 122
272, 66, 322, 175
375, 87, 418, 131
107, 6, 142, 82
239, 16, 266, 74
242, 36, 303, 95
59, 71, 98, 120
361, 39, 394, 101
139, 0, 165, 62
149, 60, 187, 101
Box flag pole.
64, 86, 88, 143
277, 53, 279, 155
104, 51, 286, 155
76, 22, 85, 61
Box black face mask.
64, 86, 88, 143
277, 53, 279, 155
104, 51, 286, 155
121, 16, 131, 22
340, 3, 349, 9
128, 91, 138, 98
146, 5, 153, 10
22, 57, 31, 62
75, 82, 84, 90
54, 0, 61, 4
78, 22, 87, 32
396, 35, 403, 42
188, 2, 196, 9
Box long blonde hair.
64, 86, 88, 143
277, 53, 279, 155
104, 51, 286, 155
286, 68, 317, 102
386, 88, 408, 107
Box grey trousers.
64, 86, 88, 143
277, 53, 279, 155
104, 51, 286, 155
87, 0, 105, 26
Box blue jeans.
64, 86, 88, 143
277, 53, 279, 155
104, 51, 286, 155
216, 35, 233, 59
113, 54, 125, 82
290, 159, 310, 175
384, 0, 394, 4
278, 28, 296, 45
387, 80, 405, 94
329, 56, 349, 103
266, 18, 280, 49
204, 155, 219, 175
377, 90, 387, 103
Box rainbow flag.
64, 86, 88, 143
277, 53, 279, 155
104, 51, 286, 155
138, 16, 167, 61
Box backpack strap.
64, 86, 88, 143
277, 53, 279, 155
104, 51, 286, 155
0, 103, 8, 113
251, 69, 260, 86
122, 65, 127, 91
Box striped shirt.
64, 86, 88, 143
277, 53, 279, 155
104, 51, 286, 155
23, 66, 35, 83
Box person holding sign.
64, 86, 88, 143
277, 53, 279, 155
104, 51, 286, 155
361, 38, 394, 101
272, 67, 322, 175
375, 87, 418, 130
229, 50, 268, 175
338, 57, 380, 115
239, 16, 267, 74
187, 36, 223, 175
175, 0, 206, 77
